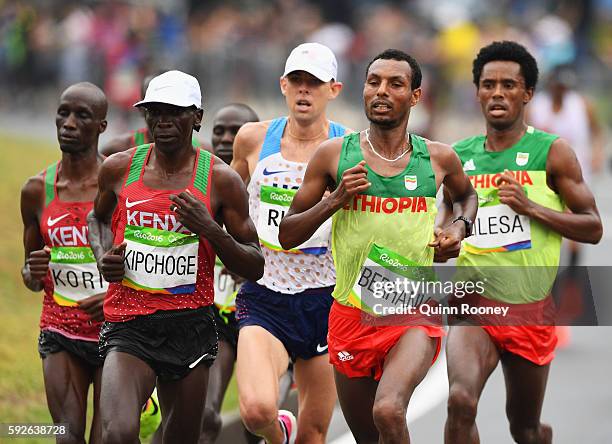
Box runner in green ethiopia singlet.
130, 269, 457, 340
332, 131, 438, 313
454, 126, 564, 303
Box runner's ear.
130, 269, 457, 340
193, 108, 203, 132
410, 87, 422, 106
99, 119, 108, 134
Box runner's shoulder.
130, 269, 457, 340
451, 134, 484, 152
212, 152, 243, 179
424, 139, 460, 166
99, 131, 135, 157
547, 137, 577, 169
234, 121, 270, 155
100, 146, 137, 184
316, 134, 345, 157
299, 135, 344, 179
21, 172, 45, 206
211, 153, 248, 194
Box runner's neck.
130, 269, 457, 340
285, 116, 329, 143
485, 120, 528, 152
366, 123, 410, 159
151, 144, 196, 175
60, 148, 101, 181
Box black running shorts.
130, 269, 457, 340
38, 329, 103, 368
99, 306, 218, 381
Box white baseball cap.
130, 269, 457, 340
134, 70, 202, 108
283, 42, 338, 82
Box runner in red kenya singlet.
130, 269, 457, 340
100, 72, 209, 157
88, 70, 264, 444
21, 82, 108, 443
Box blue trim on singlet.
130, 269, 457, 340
259, 117, 346, 161
328, 121, 345, 138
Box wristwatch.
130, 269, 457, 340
452, 216, 473, 237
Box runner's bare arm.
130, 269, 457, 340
440, 144, 478, 227
86, 209, 114, 263
429, 143, 478, 261
433, 188, 454, 230
230, 122, 266, 185
20, 176, 49, 291
87, 153, 123, 262
498, 138, 602, 243
99, 132, 134, 157
279, 138, 363, 249
88, 152, 131, 281
431, 187, 458, 262
170, 161, 264, 282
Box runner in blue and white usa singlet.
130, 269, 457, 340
247, 117, 346, 293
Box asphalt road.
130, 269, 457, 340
329, 327, 612, 444
3, 113, 610, 443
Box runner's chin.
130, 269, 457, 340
58, 139, 83, 153
154, 137, 180, 152
215, 146, 233, 164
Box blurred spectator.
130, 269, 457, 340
0, 0, 609, 139
529, 64, 605, 183
528, 64, 606, 266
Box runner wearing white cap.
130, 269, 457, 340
88, 70, 264, 444
232, 43, 350, 444
100, 72, 208, 156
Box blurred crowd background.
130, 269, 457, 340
0, 4, 610, 438
1, 0, 610, 141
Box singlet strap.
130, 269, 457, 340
328, 121, 346, 138
410, 134, 427, 156
124, 144, 151, 187
194, 148, 213, 196
191, 136, 200, 148
259, 117, 287, 161
261, 117, 345, 160
133, 128, 146, 146
44, 162, 58, 207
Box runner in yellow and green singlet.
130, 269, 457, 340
280, 49, 478, 443
442, 41, 602, 444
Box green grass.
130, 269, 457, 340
0, 134, 238, 443
0, 134, 57, 443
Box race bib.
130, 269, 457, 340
49, 246, 108, 306
257, 185, 330, 255
214, 263, 239, 308
352, 244, 435, 316
123, 225, 199, 294
465, 203, 531, 254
